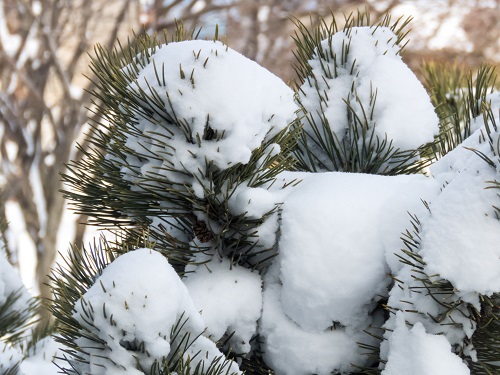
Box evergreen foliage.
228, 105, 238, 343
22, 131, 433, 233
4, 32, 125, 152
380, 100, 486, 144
0, 290, 39, 346
48, 11, 500, 375
385, 89, 500, 374
290, 11, 433, 175
0, 217, 43, 375
49, 240, 240, 374
422, 62, 497, 157
62, 25, 299, 275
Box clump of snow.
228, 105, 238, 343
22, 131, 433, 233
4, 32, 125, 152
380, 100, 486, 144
382, 91, 500, 368
382, 313, 470, 375
121, 39, 297, 197
277, 172, 438, 332
423, 94, 500, 295
107, 39, 298, 264
227, 181, 287, 250
72, 248, 241, 374
382, 264, 477, 358
421, 172, 500, 294
183, 257, 262, 355
260, 171, 439, 373
260, 273, 371, 375
298, 26, 438, 171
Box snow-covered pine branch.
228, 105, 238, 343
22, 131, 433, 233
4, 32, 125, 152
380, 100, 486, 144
49, 11, 500, 375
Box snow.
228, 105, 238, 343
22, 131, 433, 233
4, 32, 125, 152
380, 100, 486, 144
72, 248, 241, 374
382, 263, 477, 354
0, 344, 23, 373
260, 275, 370, 375
298, 26, 438, 171
381, 92, 500, 368
0, 250, 61, 374
97, 28, 499, 374
420, 172, 500, 294
0, 249, 32, 320
183, 257, 262, 355
276, 172, 439, 332
259, 171, 439, 374
4, 15, 498, 375
420, 94, 500, 295
123, 39, 297, 198
382, 313, 470, 375
19, 337, 61, 375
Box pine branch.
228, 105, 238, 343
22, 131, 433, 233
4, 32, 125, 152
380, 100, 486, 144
62, 25, 299, 273
291, 10, 428, 175
0, 289, 39, 346
422, 63, 497, 158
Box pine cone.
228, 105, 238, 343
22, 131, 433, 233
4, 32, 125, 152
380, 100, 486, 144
193, 220, 213, 243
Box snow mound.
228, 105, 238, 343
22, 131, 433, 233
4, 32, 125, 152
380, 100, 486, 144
382, 92, 500, 369
184, 257, 262, 355
423, 92, 500, 295
72, 248, 241, 374
122, 39, 297, 196
277, 172, 438, 332
261, 277, 368, 375
298, 26, 438, 171
382, 313, 470, 375
261, 171, 439, 373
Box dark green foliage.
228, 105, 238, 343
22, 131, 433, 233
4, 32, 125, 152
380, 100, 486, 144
469, 294, 500, 375
0, 215, 43, 375
0, 212, 39, 348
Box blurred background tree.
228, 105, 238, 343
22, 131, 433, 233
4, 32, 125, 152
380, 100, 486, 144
0, 0, 498, 319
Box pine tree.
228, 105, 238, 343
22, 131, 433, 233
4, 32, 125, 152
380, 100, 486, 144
49, 11, 500, 375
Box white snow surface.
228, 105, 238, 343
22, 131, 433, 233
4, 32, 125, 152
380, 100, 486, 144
19, 337, 61, 375
299, 26, 438, 170
260, 273, 370, 375
0, 252, 32, 321
276, 171, 439, 332
124, 39, 297, 198
0, 252, 60, 374
382, 93, 500, 367
421, 171, 500, 295
0, 344, 23, 374
183, 257, 262, 355
72, 248, 241, 374
260, 171, 439, 374
382, 313, 470, 375
0, 328, 61, 375
425, 94, 500, 295
382, 264, 477, 357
